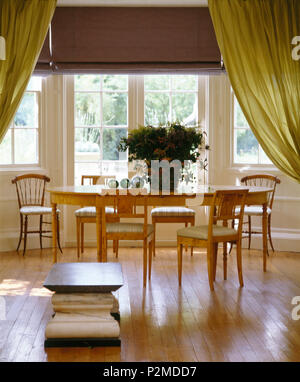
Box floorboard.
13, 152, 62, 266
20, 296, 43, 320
0, 246, 299, 362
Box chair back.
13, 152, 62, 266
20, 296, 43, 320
241, 174, 280, 209
11, 174, 50, 208
81, 175, 115, 185
98, 191, 148, 234
209, 189, 249, 237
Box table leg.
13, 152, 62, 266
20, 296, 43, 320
52, 202, 58, 263
262, 202, 268, 272
96, 205, 102, 262
223, 220, 228, 280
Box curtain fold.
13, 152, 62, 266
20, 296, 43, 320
208, 0, 300, 183
0, 0, 57, 143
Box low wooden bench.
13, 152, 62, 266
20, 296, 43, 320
43, 262, 123, 348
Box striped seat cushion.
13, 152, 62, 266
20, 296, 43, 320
151, 206, 195, 217
243, 206, 271, 216
106, 222, 154, 235
20, 206, 60, 215
177, 225, 237, 240
75, 206, 115, 217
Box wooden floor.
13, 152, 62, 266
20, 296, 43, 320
0, 245, 299, 362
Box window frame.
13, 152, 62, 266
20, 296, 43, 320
73, 74, 207, 185
73, 75, 130, 184
0, 78, 43, 171
143, 74, 199, 127
230, 89, 275, 169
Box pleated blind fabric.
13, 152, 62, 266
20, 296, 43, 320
34, 6, 222, 74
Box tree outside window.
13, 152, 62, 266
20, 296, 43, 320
0, 77, 41, 165
74, 75, 128, 185
144, 75, 198, 127
233, 96, 272, 165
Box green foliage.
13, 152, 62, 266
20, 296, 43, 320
14, 93, 36, 126
236, 129, 258, 155
118, 122, 205, 165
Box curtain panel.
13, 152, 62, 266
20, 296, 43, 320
0, 0, 57, 144
208, 0, 300, 183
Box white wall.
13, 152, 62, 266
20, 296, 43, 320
0, 74, 299, 253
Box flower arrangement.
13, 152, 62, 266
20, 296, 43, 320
118, 122, 208, 191
118, 122, 207, 166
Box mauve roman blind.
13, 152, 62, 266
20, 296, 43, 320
34, 7, 222, 74
34, 31, 51, 75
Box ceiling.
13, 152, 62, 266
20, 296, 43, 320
57, 0, 208, 7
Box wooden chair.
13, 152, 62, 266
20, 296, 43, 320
151, 206, 195, 256
100, 192, 154, 287
12, 173, 62, 256
240, 174, 280, 252
177, 189, 248, 291
75, 175, 119, 258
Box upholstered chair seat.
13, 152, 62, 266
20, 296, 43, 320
20, 206, 60, 215
75, 206, 115, 217
177, 225, 237, 240
151, 206, 195, 217
243, 206, 271, 216
106, 222, 154, 235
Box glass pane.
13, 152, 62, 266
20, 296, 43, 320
75, 93, 100, 126
75, 75, 100, 91
14, 129, 38, 164
145, 93, 170, 126
234, 98, 249, 128
172, 93, 197, 125
101, 161, 128, 180
14, 93, 37, 127
27, 76, 42, 91
103, 128, 127, 160
75, 128, 100, 162
172, 75, 197, 91
0, 129, 12, 164
74, 162, 100, 185
144, 75, 170, 91
103, 93, 128, 126
234, 129, 259, 164
103, 75, 128, 91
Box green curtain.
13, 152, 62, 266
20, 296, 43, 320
208, 0, 300, 183
0, 0, 57, 143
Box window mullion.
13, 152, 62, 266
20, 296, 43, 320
99, 77, 103, 174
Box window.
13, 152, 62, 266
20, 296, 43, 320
233, 96, 272, 165
144, 75, 198, 126
144, 74, 200, 182
0, 77, 42, 166
74, 75, 128, 184
74, 74, 204, 185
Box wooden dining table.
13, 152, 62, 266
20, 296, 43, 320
47, 184, 272, 271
